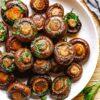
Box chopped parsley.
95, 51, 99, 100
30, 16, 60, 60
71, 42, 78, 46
33, 32, 37, 37
18, 57, 23, 63
24, 52, 30, 57
64, 9, 79, 23
31, 24, 37, 29
1, 0, 8, 10
41, 96, 47, 100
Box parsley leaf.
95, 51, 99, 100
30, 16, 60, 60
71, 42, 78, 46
1, 0, 8, 10
41, 96, 47, 100
18, 57, 23, 63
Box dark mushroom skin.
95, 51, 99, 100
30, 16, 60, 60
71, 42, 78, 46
64, 10, 82, 34
51, 76, 72, 99
28, 75, 52, 97
0, 71, 15, 89
33, 59, 51, 74
54, 42, 75, 66
15, 48, 33, 72
50, 58, 62, 73
13, 18, 37, 43
46, 3, 64, 18
30, 0, 49, 13
30, 14, 45, 31
69, 38, 90, 63
5, 35, 23, 53
31, 36, 54, 59
66, 63, 83, 82
0, 53, 15, 73
44, 16, 67, 39
0, 21, 8, 42
1, 0, 28, 26
8, 82, 31, 100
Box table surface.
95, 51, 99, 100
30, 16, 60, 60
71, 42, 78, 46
74, 0, 100, 100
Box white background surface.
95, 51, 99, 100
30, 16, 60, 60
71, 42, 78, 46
0, 0, 99, 100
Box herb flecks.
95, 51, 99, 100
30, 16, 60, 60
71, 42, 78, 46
64, 9, 79, 24
81, 83, 100, 100
24, 52, 30, 57
1, 0, 8, 10
35, 42, 43, 56
18, 57, 23, 63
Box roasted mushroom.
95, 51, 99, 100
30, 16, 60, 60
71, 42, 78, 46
0, 21, 8, 42
8, 82, 31, 100
1, 0, 28, 26
6, 35, 23, 53
15, 48, 33, 72
66, 63, 83, 82
0, 53, 15, 73
31, 36, 54, 59
33, 59, 51, 74
54, 42, 74, 66
50, 58, 62, 73
64, 10, 82, 34
69, 38, 90, 63
30, 0, 49, 13
44, 16, 67, 39
0, 71, 15, 89
28, 75, 52, 97
51, 76, 72, 99
13, 18, 37, 43
46, 3, 64, 17
30, 14, 45, 31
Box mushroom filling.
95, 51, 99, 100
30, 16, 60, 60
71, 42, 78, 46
0, 23, 6, 41
68, 19, 77, 28
32, 78, 48, 94
5, 6, 23, 21
12, 92, 25, 100
21, 51, 32, 64
52, 78, 67, 94
70, 65, 80, 75
2, 57, 13, 68
10, 39, 22, 51
48, 19, 61, 32
74, 43, 85, 56
20, 22, 33, 36
0, 72, 8, 84
51, 8, 63, 16
33, 0, 45, 10
58, 45, 72, 57
36, 40, 47, 51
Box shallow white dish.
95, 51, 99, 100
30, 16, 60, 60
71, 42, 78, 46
0, 0, 99, 100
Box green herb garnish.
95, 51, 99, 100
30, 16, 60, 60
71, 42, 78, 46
64, 9, 79, 23
1, 0, 8, 10
24, 52, 30, 57
18, 0, 21, 4
31, 24, 37, 29
33, 32, 37, 37
35, 42, 43, 56
18, 57, 23, 63
81, 83, 100, 100
41, 96, 47, 100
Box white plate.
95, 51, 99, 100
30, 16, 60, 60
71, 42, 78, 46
0, 0, 99, 100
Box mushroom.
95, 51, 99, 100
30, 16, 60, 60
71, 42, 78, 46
33, 59, 51, 74
13, 18, 37, 42
66, 63, 83, 82
15, 48, 33, 72
28, 75, 52, 97
31, 36, 54, 59
54, 42, 74, 66
30, 0, 49, 13
44, 16, 67, 39
69, 38, 90, 63
51, 76, 72, 99
1, 0, 28, 26
46, 3, 64, 17
8, 82, 31, 100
